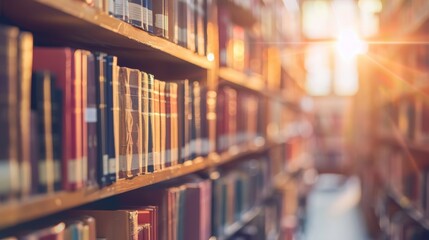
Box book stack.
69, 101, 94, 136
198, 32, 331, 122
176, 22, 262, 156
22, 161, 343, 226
216, 85, 262, 153
83, 176, 212, 240
4, 216, 96, 240
211, 158, 271, 238
0, 24, 211, 203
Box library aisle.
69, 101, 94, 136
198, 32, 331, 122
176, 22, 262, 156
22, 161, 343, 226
303, 174, 369, 240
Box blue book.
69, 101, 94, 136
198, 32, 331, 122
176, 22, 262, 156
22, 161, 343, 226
106, 55, 117, 183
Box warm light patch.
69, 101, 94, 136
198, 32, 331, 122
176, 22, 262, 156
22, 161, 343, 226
207, 52, 215, 62
335, 29, 367, 59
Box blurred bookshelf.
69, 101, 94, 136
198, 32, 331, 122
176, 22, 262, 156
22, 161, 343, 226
0, 0, 309, 238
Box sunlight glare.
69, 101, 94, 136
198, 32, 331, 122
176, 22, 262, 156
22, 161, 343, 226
335, 29, 368, 59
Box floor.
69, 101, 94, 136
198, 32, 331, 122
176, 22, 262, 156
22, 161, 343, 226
301, 174, 370, 240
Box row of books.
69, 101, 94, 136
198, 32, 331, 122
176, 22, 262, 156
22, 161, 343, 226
212, 158, 271, 238
379, 95, 429, 143
376, 192, 429, 240
377, 146, 429, 216
1, 217, 96, 240
216, 85, 263, 153
218, 5, 263, 73
85, 0, 209, 55
0, 25, 212, 202
2, 156, 277, 239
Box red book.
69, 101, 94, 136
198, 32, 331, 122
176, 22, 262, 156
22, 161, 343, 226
33, 48, 83, 191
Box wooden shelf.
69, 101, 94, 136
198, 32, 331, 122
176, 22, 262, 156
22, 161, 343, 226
1, 0, 213, 77
377, 132, 429, 154
0, 142, 270, 230
219, 67, 265, 92
387, 188, 429, 230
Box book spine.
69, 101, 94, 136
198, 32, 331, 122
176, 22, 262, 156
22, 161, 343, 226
153, 79, 161, 171
81, 52, 89, 188
193, 81, 202, 158
177, 82, 185, 164
128, 0, 143, 28
95, 53, 109, 186
106, 56, 118, 182
72, 50, 84, 190
52, 82, 63, 191
187, 0, 196, 52
189, 81, 197, 159
140, 72, 148, 174
165, 83, 172, 167
200, 85, 208, 156
118, 67, 127, 179
113, 64, 121, 180
177, 0, 187, 47
30, 111, 39, 195
0, 25, 19, 201
167, 0, 175, 42
129, 70, 142, 176
123, 68, 134, 178
159, 81, 167, 169
153, 0, 165, 36
147, 0, 154, 33
184, 80, 191, 162
113, 0, 126, 20
17, 31, 33, 198
216, 88, 225, 153
142, 0, 148, 31
146, 74, 155, 172
196, 0, 205, 55
170, 83, 179, 166
86, 53, 98, 187
32, 72, 55, 194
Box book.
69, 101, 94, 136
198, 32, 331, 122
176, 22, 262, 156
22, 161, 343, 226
170, 83, 179, 166
51, 81, 63, 191
129, 69, 143, 176
195, 0, 205, 55
153, 79, 162, 171
94, 53, 109, 186
147, 0, 154, 33
141, 72, 150, 173
72, 50, 84, 190
177, 0, 188, 47
31, 71, 55, 194
146, 74, 155, 172
81, 51, 89, 188
128, 0, 144, 28
33, 47, 82, 191
86, 53, 98, 187
0, 25, 19, 201
187, 0, 196, 52
106, 56, 118, 182
153, 0, 166, 37
165, 83, 172, 167
17, 31, 33, 198
159, 81, 167, 169
118, 67, 133, 178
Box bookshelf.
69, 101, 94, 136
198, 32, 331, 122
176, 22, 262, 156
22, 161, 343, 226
357, 0, 429, 238
2, 0, 214, 74
0, 0, 307, 238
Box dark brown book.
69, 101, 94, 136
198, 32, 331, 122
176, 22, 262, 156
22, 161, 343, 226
31, 71, 55, 194
146, 74, 155, 172
187, 0, 196, 52
195, 0, 205, 55
17, 31, 33, 198
177, 0, 187, 47
0, 25, 19, 200
141, 72, 150, 173
118, 67, 132, 179
153, 0, 166, 37
86, 53, 98, 186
